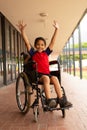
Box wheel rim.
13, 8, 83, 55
16, 72, 31, 113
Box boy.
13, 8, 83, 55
17, 20, 72, 108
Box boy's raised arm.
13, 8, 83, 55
17, 20, 31, 51
49, 20, 59, 50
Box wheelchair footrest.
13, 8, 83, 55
43, 104, 72, 112
61, 104, 73, 110
43, 105, 61, 112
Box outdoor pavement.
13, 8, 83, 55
0, 72, 87, 130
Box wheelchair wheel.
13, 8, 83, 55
61, 86, 65, 95
62, 109, 65, 118
61, 86, 66, 118
16, 72, 32, 114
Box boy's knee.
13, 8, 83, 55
42, 75, 50, 82
51, 76, 58, 80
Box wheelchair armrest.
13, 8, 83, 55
49, 60, 60, 71
49, 60, 58, 65
49, 60, 61, 84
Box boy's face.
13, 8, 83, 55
35, 40, 46, 52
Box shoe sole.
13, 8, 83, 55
48, 100, 57, 108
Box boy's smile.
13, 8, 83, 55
35, 40, 46, 52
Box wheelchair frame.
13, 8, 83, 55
16, 53, 68, 122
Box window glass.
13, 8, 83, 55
73, 28, 80, 77
0, 17, 3, 85
69, 37, 73, 74
5, 22, 12, 82
80, 13, 87, 79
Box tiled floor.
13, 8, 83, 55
0, 72, 87, 130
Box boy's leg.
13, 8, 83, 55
39, 75, 51, 99
50, 76, 62, 98
39, 75, 57, 108
50, 76, 72, 108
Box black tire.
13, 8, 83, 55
16, 72, 32, 114
61, 86, 65, 96
62, 109, 65, 118
61, 86, 66, 118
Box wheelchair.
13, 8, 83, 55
16, 52, 70, 122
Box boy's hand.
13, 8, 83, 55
53, 20, 59, 30
17, 20, 27, 32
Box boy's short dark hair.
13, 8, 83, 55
34, 37, 46, 47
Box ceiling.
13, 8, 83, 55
0, 0, 87, 58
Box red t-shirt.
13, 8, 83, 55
29, 47, 52, 74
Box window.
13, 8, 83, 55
60, 10, 87, 79
0, 16, 3, 85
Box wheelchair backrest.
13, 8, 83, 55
20, 52, 38, 83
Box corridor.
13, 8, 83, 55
0, 72, 87, 130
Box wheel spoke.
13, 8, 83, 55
16, 72, 31, 114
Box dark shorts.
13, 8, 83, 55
38, 73, 52, 79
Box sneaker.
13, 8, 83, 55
59, 96, 72, 108
47, 99, 57, 108
64, 101, 72, 108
